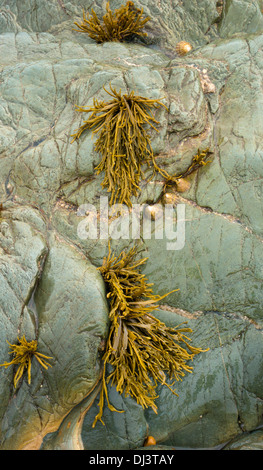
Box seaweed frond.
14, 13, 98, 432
71, 84, 167, 207
73, 1, 151, 44
93, 244, 209, 427
0, 336, 53, 388
159, 148, 212, 192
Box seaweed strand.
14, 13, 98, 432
71, 84, 167, 207
92, 244, 209, 427
0, 336, 53, 388
73, 2, 151, 44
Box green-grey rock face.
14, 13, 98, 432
0, 208, 109, 449
0, 0, 263, 450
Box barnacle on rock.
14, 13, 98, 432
162, 192, 179, 205
0, 336, 53, 388
92, 244, 209, 427
73, 1, 150, 44
71, 84, 167, 207
176, 41, 193, 56
143, 204, 163, 220
174, 177, 191, 193
144, 436, 157, 446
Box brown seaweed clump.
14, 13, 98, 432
0, 336, 53, 388
71, 84, 167, 207
73, 1, 150, 44
92, 244, 209, 427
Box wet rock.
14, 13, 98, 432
219, 0, 263, 38
0, 210, 108, 449
223, 428, 263, 450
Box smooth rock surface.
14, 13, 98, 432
0, 209, 109, 449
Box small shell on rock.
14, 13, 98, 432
176, 41, 192, 56
0, 221, 9, 235
144, 436, 157, 447
175, 178, 191, 193
162, 192, 179, 205
143, 204, 163, 221
200, 69, 216, 94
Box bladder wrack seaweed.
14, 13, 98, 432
92, 244, 209, 427
71, 84, 167, 207
0, 336, 53, 388
73, 1, 150, 44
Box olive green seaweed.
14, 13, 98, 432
71, 84, 167, 207
0, 336, 53, 388
160, 147, 212, 194
93, 244, 209, 427
73, 1, 151, 44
